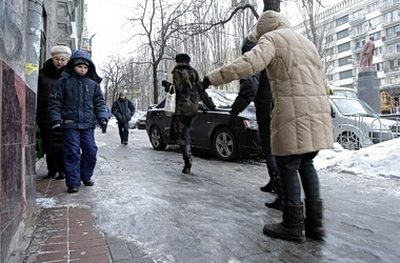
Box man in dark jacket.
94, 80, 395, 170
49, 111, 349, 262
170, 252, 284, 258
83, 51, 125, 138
111, 91, 136, 145
37, 45, 71, 180
48, 50, 108, 193
230, 37, 282, 211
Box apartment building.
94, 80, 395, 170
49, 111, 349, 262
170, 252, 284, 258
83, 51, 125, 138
294, 0, 400, 93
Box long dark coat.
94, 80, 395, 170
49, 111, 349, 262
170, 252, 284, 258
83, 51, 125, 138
37, 58, 64, 154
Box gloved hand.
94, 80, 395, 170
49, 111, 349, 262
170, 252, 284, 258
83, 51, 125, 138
99, 118, 107, 133
51, 121, 62, 131
201, 76, 211, 89
161, 80, 169, 88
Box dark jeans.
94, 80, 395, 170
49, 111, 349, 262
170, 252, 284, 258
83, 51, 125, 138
63, 129, 97, 188
275, 151, 320, 205
117, 121, 129, 143
254, 91, 276, 167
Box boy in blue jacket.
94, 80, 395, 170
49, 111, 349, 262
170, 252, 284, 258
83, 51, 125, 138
48, 50, 108, 193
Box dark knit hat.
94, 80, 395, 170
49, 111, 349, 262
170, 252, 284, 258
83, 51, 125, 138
175, 54, 190, 64
73, 58, 90, 67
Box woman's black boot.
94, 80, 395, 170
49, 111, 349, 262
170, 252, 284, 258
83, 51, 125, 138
182, 144, 192, 174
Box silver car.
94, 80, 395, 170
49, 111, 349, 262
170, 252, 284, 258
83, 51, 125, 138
330, 96, 400, 150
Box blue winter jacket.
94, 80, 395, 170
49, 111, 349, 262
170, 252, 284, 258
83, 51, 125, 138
48, 50, 107, 130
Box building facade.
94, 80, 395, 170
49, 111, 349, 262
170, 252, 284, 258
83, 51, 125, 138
294, 0, 400, 97
0, 1, 87, 261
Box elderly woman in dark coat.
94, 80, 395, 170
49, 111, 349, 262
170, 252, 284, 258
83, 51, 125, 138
37, 45, 72, 179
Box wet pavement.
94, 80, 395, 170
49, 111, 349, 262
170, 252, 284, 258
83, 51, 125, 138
12, 121, 400, 262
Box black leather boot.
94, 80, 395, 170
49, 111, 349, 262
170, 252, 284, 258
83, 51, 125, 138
263, 203, 305, 243
305, 199, 325, 240
260, 180, 274, 193
182, 144, 192, 174
264, 166, 283, 210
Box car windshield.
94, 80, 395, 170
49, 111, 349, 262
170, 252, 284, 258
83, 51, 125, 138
333, 90, 358, 98
207, 90, 237, 108
331, 98, 378, 117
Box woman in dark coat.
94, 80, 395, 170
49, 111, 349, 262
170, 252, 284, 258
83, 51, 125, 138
163, 54, 215, 174
37, 45, 71, 179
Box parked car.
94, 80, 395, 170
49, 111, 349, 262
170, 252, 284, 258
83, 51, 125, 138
146, 90, 262, 161
136, 112, 147, 129
329, 86, 358, 98
129, 111, 145, 129
329, 96, 400, 150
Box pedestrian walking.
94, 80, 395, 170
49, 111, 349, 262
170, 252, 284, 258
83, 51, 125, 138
111, 91, 135, 145
201, 11, 333, 242
37, 45, 72, 180
48, 50, 108, 193
162, 54, 215, 174
229, 37, 282, 211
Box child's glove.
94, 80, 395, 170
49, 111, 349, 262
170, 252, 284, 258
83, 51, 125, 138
99, 118, 108, 133
51, 121, 62, 131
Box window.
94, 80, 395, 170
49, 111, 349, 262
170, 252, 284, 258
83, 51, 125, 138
337, 29, 349, 40
367, 2, 379, 12
339, 70, 353, 80
370, 31, 381, 41
327, 74, 334, 82
338, 56, 352, 66
326, 35, 334, 43
338, 42, 351, 53
352, 9, 363, 20
325, 47, 334, 56
369, 17, 381, 27
336, 15, 348, 26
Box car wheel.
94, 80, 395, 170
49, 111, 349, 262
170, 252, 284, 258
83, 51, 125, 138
150, 126, 167, 150
337, 131, 361, 150
212, 127, 239, 161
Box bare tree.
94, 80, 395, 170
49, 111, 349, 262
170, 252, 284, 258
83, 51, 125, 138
295, 0, 336, 76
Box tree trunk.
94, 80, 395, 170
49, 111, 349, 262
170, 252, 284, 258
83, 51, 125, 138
263, 0, 280, 12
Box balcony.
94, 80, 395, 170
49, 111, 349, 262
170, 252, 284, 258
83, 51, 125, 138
384, 67, 400, 76
352, 45, 364, 54
382, 32, 400, 45
349, 14, 366, 25
382, 52, 400, 60
380, 0, 400, 13
350, 30, 367, 39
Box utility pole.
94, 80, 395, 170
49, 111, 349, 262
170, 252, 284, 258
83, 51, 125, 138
26, 0, 43, 93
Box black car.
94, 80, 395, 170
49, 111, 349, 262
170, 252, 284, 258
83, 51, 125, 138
145, 90, 262, 161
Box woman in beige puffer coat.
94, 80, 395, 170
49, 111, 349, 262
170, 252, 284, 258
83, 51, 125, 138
203, 11, 333, 243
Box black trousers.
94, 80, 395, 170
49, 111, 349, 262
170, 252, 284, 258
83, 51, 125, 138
275, 151, 320, 205
117, 121, 129, 143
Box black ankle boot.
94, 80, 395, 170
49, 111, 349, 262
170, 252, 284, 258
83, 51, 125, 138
182, 159, 192, 174
181, 144, 192, 174
265, 198, 282, 211
260, 181, 275, 193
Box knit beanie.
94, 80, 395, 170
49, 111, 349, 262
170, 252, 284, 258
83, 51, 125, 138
73, 58, 90, 67
175, 54, 190, 64
50, 45, 72, 59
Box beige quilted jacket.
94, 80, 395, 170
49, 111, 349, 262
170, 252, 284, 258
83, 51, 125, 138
208, 11, 333, 156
